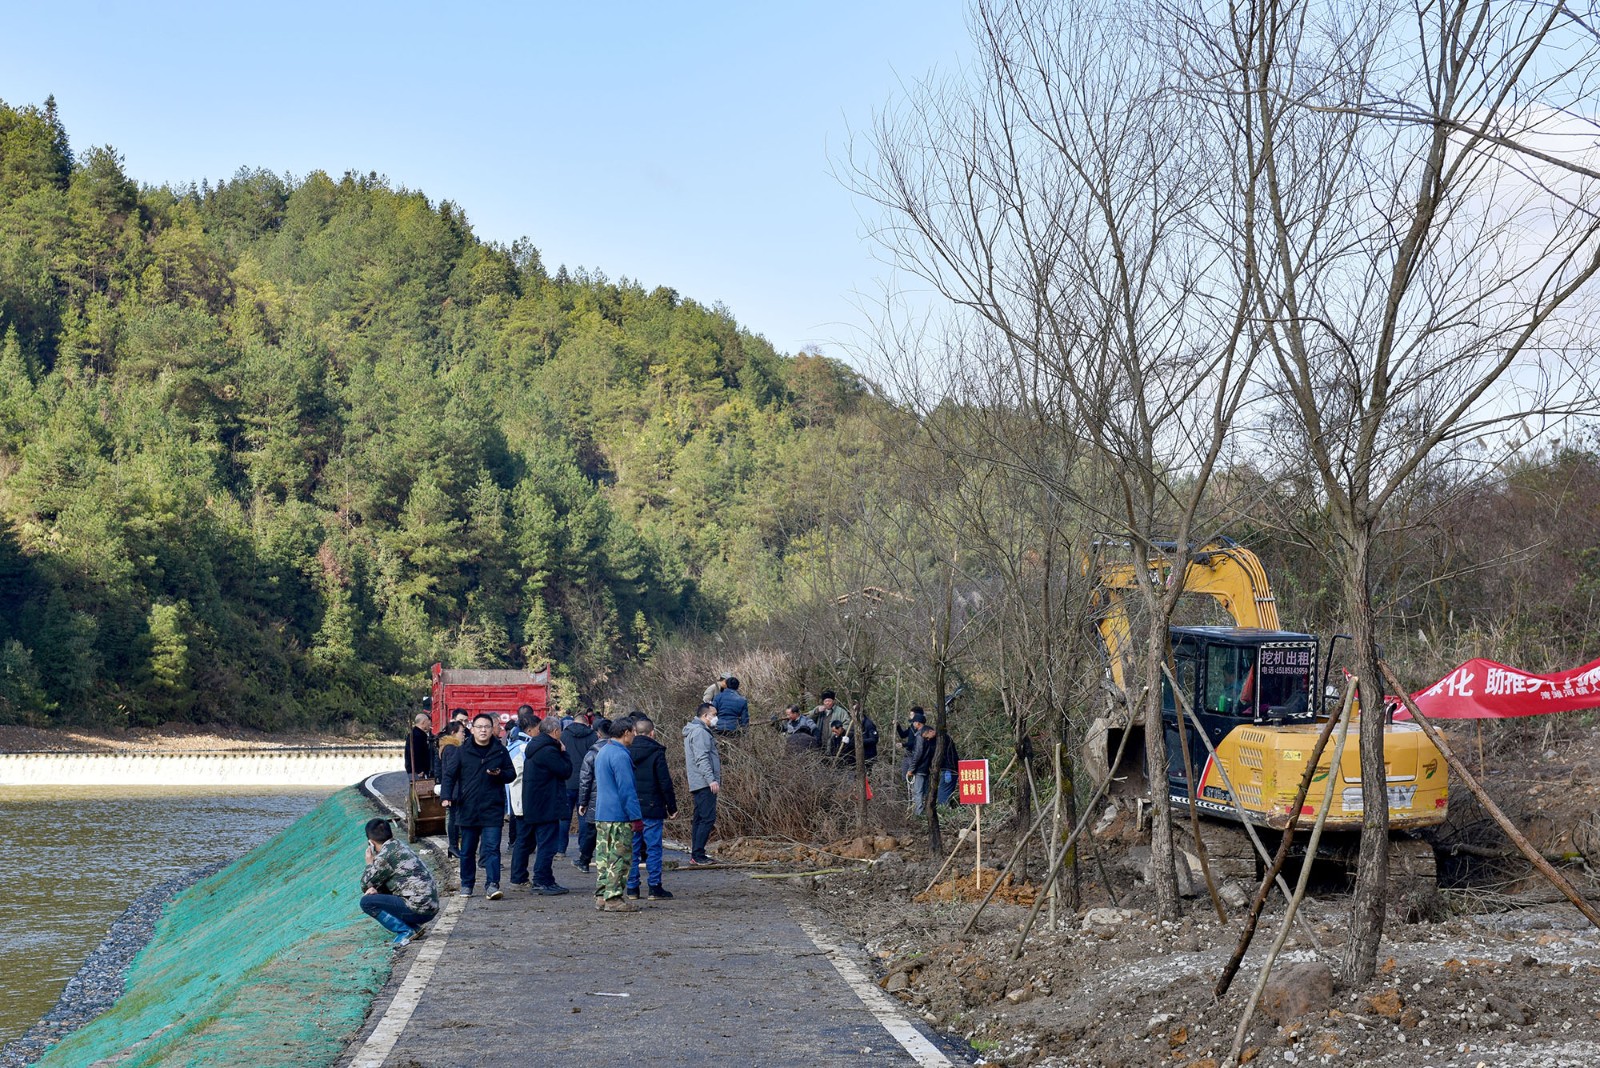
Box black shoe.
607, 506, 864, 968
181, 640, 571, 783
537, 884, 571, 896
648, 884, 673, 900
573, 859, 591, 873
624, 886, 641, 899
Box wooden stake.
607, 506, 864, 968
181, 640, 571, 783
1049, 741, 1063, 930
1173, 660, 1228, 923
1215, 681, 1352, 999
975, 806, 982, 891
1381, 661, 1600, 931
1225, 683, 1355, 1067
964, 712, 1140, 939
922, 811, 979, 896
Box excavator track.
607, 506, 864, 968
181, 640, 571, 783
1172, 816, 1440, 920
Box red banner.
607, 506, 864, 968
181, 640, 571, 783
1394, 657, 1600, 720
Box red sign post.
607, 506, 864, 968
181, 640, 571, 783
957, 759, 991, 804
957, 759, 990, 888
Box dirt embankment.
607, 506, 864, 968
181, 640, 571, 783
807, 857, 1600, 1067
0, 723, 382, 754
777, 723, 1600, 1067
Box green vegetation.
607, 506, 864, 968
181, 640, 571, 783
0, 97, 864, 730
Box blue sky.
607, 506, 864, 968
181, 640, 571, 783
0, 1, 970, 360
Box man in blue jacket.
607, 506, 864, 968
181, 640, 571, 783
712, 675, 749, 732
519, 716, 574, 895
592, 716, 643, 913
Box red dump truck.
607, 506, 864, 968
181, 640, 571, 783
422, 662, 553, 732
408, 663, 554, 840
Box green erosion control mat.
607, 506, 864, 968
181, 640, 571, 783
38, 788, 397, 1068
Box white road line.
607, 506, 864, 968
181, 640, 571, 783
348, 893, 465, 1068
795, 918, 956, 1067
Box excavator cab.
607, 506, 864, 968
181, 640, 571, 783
1162, 628, 1318, 799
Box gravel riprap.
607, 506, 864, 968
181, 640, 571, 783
0, 860, 229, 1068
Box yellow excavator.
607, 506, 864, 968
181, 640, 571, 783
1089, 539, 1447, 886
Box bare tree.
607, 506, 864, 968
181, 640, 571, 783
1172, 0, 1600, 982
852, 0, 1264, 919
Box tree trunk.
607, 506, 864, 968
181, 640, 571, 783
928, 664, 948, 855
854, 677, 872, 833
1013, 726, 1034, 834
1142, 630, 1179, 919
1339, 530, 1390, 986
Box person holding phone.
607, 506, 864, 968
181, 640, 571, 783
440, 711, 517, 900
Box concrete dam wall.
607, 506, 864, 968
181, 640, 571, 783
0, 748, 404, 787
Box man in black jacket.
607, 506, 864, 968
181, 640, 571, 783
909, 724, 960, 811
440, 712, 517, 899
626, 715, 678, 900
519, 716, 574, 895
558, 708, 598, 860
404, 712, 433, 780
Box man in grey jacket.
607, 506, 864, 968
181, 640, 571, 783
681, 702, 723, 864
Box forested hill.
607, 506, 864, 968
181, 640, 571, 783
0, 98, 866, 730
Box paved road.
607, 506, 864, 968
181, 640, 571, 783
343, 773, 955, 1068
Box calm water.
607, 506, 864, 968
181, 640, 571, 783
0, 786, 332, 1048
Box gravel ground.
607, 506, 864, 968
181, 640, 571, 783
0, 861, 227, 1068
800, 841, 1600, 1068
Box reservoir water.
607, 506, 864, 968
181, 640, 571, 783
0, 785, 333, 1049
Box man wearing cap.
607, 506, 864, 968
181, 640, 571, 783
901, 707, 929, 814
812, 690, 849, 734
701, 672, 730, 706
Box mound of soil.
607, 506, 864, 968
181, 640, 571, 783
917, 867, 1038, 907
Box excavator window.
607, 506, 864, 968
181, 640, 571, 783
1205, 646, 1255, 717
1257, 644, 1315, 720
1161, 654, 1199, 715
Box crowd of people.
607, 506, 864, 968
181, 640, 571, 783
775, 691, 960, 814
376, 698, 729, 944
375, 677, 961, 946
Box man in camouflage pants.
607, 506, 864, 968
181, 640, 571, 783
360, 817, 439, 948
591, 717, 643, 912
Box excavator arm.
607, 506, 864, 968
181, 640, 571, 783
1090, 539, 1281, 694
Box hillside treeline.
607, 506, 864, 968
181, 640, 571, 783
0, 98, 865, 730
2, 95, 1597, 739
